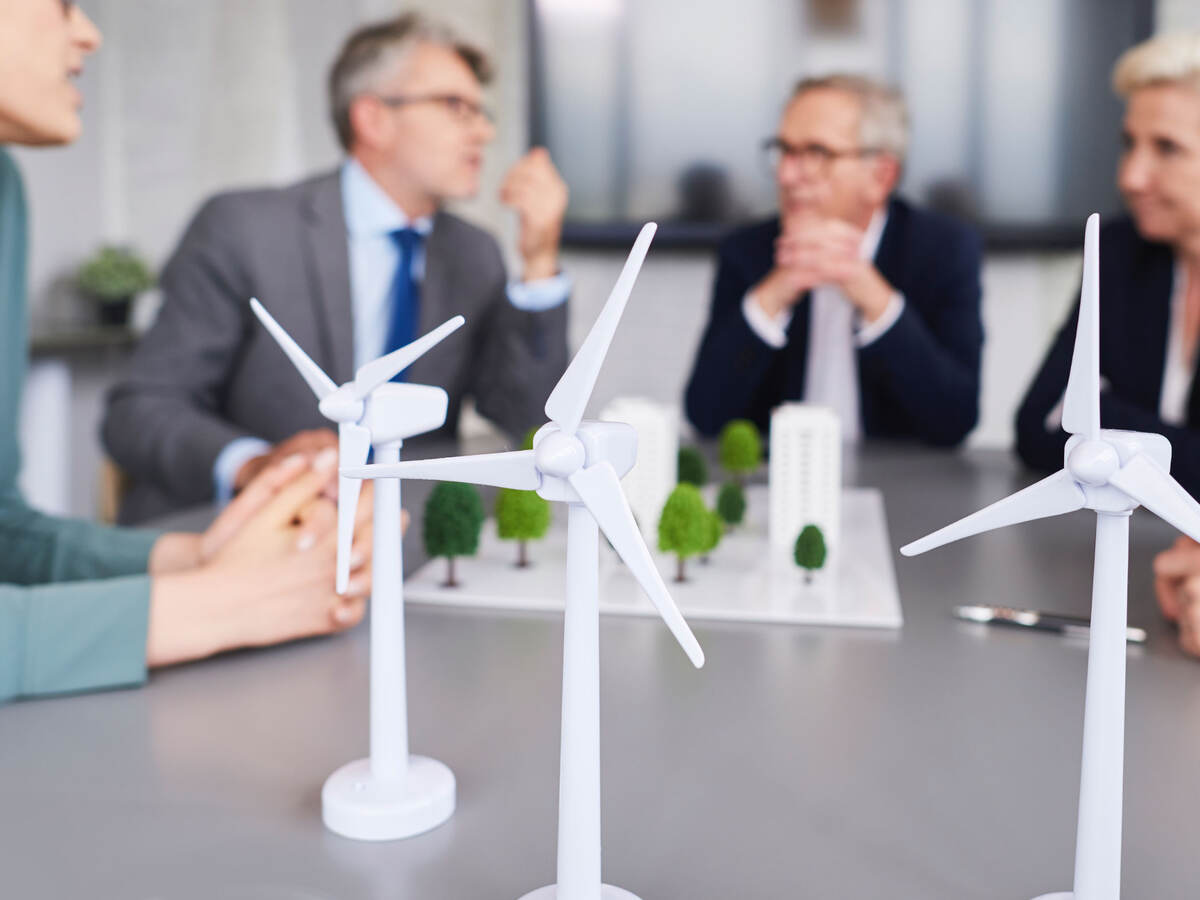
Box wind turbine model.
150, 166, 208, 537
902, 214, 1200, 900
250, 298, 465, 842
345, 223, 706, 899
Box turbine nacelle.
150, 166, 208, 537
532, 421, 637, 503
1066, 430, 1172, 514
361, 383, 449, 446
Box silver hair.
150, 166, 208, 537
791, 74, 909, 164
328, 13, 492, 151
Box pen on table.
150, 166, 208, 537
953, 605, 1147, 644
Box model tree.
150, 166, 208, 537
718, 419, 762, 484
677, 446, 708, 486
794, 524, 827, 584
716, 481, 746, 529
521, 426, 539, 451
699, 508, 723, 564
495, 487, 551, 568
657, 483, 709, 583
423, 482, 485, 588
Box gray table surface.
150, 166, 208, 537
3, 446, 1198, 900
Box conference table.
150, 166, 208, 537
3, 445, 1199, 899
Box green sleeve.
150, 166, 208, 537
0, 575, 150, 702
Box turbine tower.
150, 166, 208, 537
902, 215, 1200, 900
251, 299, 464, 841
345, 223, 705, 899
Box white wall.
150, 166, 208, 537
15, 0, 1181, 515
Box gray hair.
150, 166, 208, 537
1112, 32, 1200, 97
790, 74, 909, 164
328, 13, 493, 151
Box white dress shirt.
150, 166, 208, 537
212, 158, 571, 503
741, 209, 904, 442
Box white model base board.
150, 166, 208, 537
405, 487, 902, 629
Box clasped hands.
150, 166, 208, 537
753, 214, 894, 323
147, 445, 393, 668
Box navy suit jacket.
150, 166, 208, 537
684, 196, 983, 445
1016, 216, 1200, 498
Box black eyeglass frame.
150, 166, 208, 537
370, 93, 495, 125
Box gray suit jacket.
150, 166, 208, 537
103, 170, 568, 524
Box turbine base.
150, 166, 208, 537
517, 886, 641, 900
1030, 893, 1073, 899
322, 755, 455, 841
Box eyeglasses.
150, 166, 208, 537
371, 93, 495, 125
762, 137, 880, 170
59, 0, 76, 14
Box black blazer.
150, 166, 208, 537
1016, 216, 1200, 497
684, 197, 983, 445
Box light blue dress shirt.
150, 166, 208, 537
213, 159, 571, 503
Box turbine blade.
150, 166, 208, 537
250, 298, 337, 400
1062, 214, 1101, 438
336, 423, 372, 595
342, 449, 540, 491
544, 223, 656, 434
1109, 453, 1200, 543
901, 469, 1086, 556
351, 315, 465, 399
568, 462, 705, 668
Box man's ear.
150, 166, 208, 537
347, 95, 385, 152
872, 153, 902, 201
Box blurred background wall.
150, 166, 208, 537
14, 0, 1200, 517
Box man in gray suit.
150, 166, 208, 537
103, 14, 570, 523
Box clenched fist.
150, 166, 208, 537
500, 147, 568, 282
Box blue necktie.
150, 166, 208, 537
382, 227, 423, 382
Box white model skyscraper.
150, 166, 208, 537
599, 397, 678, 543
768, 404, 841, 559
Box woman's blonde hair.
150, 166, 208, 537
1112, 32, 1200, 97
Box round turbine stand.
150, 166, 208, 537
518, 886, 641, 900
322, 755, 455, 841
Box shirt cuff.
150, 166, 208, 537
507, 272, 572, 312
854, 292, 905, 347
742, 291, 793, 349
213, 436, 271, 506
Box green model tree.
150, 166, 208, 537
699, 508, 723, 564
521, 426, 539, 451
495, 487, 551, 568
718, 419, 762, 484
657, 483, 709, 582
794, 524, 827, 584
423, 482, 485, 588
716, 481, 746, 529
677, 446, 708, 486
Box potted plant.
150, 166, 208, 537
77, 245, 155, 327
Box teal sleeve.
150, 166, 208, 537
0, 489, 158, 584
0, 575, 150, 702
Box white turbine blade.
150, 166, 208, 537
342, 449, 540, 490
1062, 214, 1101, 438
351, 315, 465, 399
544, 223, 657, 434
901, 469, 1086, 557
336, 423, 372, 595
1109, 453, 1200, 543
568, 461, 705, 668
250, 298, 337, 400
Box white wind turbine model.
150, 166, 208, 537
250, 298, 465, 842
344, 223, 706, 900
902, 214, 1200, 900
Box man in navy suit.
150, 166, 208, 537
685, 74, 983, 446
